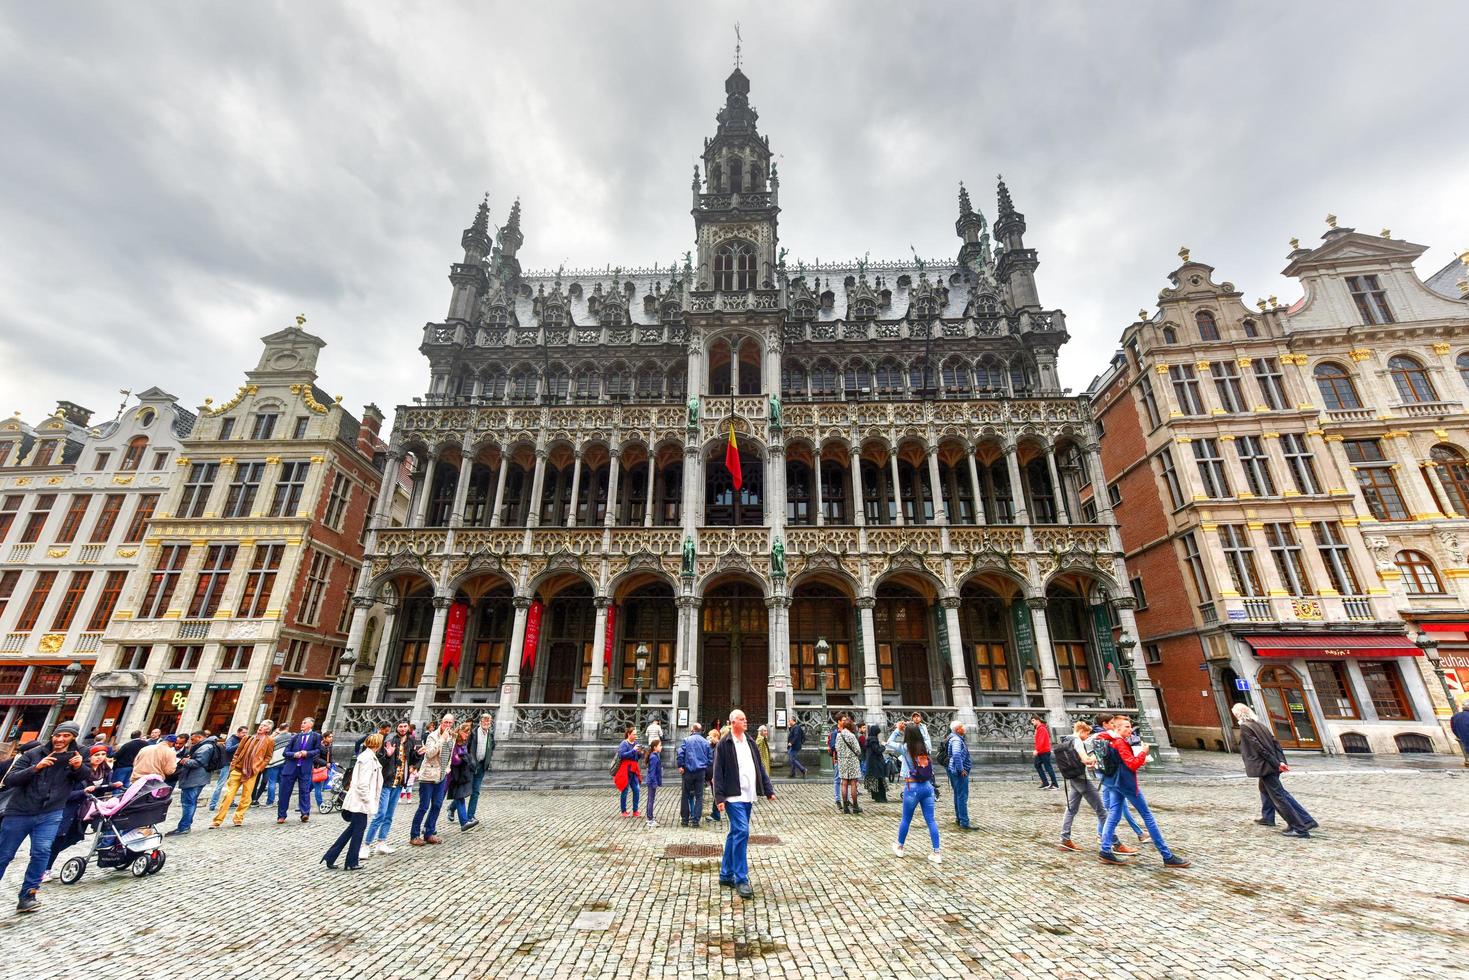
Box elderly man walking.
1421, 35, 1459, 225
211, 721, 276, 828
944, 722, 973, 831
1233, 703, 1314, 839
277, 717, 323, 824
712, 709, 776, 900
0, 721, 92, 913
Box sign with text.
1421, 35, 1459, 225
521, 600, 545, 672
604, 604, 617, 671
442, 601, 469, 673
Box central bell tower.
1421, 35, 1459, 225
691, 68, 780, 292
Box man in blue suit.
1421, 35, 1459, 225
276, 716, 322, 824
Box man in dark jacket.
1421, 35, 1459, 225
465, 712, 494, 828
110, 730, 147, 786
1232, 703, 1313, 838
0, 721, 92, 912
676, 723, 711, 828
277, 718, 322, 823
711, 709, 776, 899
785, 720, 807, 777
170, 732, 220, 835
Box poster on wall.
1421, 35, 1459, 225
604, 605, 617, 672
521, 600, 545, 671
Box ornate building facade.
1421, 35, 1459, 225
1088, 225, 1468, 756
0, 392, 191, 741
73, 320, 394, 737
342, 68, 1171, 759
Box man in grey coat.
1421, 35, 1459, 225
1233, 703, 1313, 839
170, 732, 220, 835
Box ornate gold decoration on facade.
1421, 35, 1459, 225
1289, 237, 1300, 250
290, 384, 330, 415
220, 457, 236, 466
1325, 214, 1337, 229
1380, 228, 1390, 239
1433, 343, 1452, 355
310, 455, 325, 464
112, 475, 133, 485
47, 548, 68, 558
1347, 349, 1372, 362
204, 384, 258, 417
265, 456, 281, 465
1177, 246, 1190, 263
38, 634, 65, 653
46, 476, 62, 485
117, 549, 137, 558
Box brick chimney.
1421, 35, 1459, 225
56, 400, 94, 426
358, 403, 385, 456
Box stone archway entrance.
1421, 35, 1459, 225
700, 580, 769, 728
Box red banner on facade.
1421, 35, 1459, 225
604, 604, 617, 669
442, 601, 469, 672
521, 600, 544, 672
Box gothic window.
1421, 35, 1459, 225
1044, 589, 1095, 693
975, 357, 1005, 392
875, 359, 904, 395
819, 460, 849, 523
727, 156, 743, 192
911, 297, 937, 320
572, 365, 600, 401
705, 448, 763, 526
666, 365, 687, 399
860, 460, 890, 524
942, 358, 971, 394
1387, 355, 1436, 403
714, 241, 756, 291
843, 360, 872, 398
1313, 362, 1361, 410
1458, 352, 1469, 391
809, 360, 839, 398
1010, 361, 1035, 395
897, 459, 934, 524
635, 363, 662, 399
790, 585, 854, 691
545, 366, 570, 403
785, 461, 813, 525
781, 360, 807, 399
1024, 458, 1057, 523
509, 366, 538, 402
1395, 550, 1443, 595
793, 299, 817, 319
851, 298, 877, 319
619, 584, 677, 689
1195, 310, 1220, 340
1242, 318, 1259, 337
541, 303, 564, 328
488, 306, 510, 329
609, 363, 639, 400
658, 461, 682, 525
481, 368, 507, 401
909, 360, 934, 394
499, 463, 530, 525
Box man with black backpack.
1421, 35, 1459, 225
1055, 720, 1135, 854
170, 731, 221, 836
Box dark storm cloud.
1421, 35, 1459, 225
2, 1, 1465, 424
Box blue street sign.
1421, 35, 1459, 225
1234, 678, 1250, 692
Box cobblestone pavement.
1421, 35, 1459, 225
2, 753, 1465, 979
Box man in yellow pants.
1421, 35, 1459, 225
211, 720, 276, 828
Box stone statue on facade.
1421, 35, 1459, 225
682, 535, 696, 577
686, 395, 699, 427
771, 537, 785, 577
768, 394, 781, 428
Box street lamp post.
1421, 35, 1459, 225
1415, 631, 1456, 713
43, 660, 85, 737
635, 643, 649, 734
1115, 633, 1158, 747
327, 648, 358, 733
815, 637, 830, 772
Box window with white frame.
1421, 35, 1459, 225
1280, 433, 1321, 495
1235, 436, 1276, 496
1264, 522, 1313, 596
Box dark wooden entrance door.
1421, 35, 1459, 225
701, 582, 769, 726
544, 642, 578, 703
897, 642, 932, 705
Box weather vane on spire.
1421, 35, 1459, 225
734, 23, 742, 70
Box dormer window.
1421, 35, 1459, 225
851, 299, 877, 319
121, 436, 148, 471
250, 412, 278, 440
1195, 310, 1220, 341
794, 300, 816, 320
714, 241, 756, 291
489, 306, 510, 329
1347, 275, 1393, 325
31, 440, 57, 467
219, 417, 236, 440
1162, 326, 1178, 345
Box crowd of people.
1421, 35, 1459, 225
0, 696, 1376, 914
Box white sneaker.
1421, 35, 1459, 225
892, 843, 905, 858
39, 870, 54, 884
928, 850, 943, 865
646, 819, 655, 828
376, 842, 395, 855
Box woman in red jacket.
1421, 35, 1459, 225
614, 726, 641, 817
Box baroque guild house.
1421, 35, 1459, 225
341, 68, 1172, 761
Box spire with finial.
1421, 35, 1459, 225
958, 181, 973, 217
461, 192, 492, 260
996, 174, 1014, 220
734, 22, 741, 70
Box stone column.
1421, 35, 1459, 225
566, 450, 584, 528
643, 454, 657, 528
683, 439, 701, 533
488, 456, 510, 528
1005, 444, 1030, 524
526, 447, 548, 528
927, 447, 948, 525
449, 452, 473, 528
367, 605, 397, 701
338, 592, 375, 706
940, 595, 977, 726
1026, 596, 1066, 724
411, 458, 434, 528
888, 450, 905, 526
411, 595, 453, 728
766, 592, 792, 736
372, 450, 403, 529
1044, 444, 1070, 522
582, 597, 611, 739
849, 442, 866, 527
1422, 457, 1459, 517
857, 596, 882, 724
673, 594, 701, 733
604, 449, 622, 527
813, 451, 825, 527
966, 447, 987, 525
495, 597, 532, 740
766, 441, 786, 537
1083, 443, 1114, 525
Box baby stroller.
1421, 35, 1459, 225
315, 762, 347, 814
58, 775, 173, 884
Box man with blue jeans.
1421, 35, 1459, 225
366, 722, 416, 855
785, 721, 807, 777
464, 713, 494, 828
944, 721, 972, 830
410, 714, 455, 846
276, 717, 322, 823
209, 726, 247, 810
712, 709, 775, 900
169, 732, 219, 835
0, 721, 92, 913
1097, 715, 1190, 868
677, 723, 711, 827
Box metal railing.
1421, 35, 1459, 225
510, 704, 582, 737
599, 704, 670, 738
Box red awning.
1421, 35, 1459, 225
1420, 623, 1469, 633
1245, 634, 1420, 659
0, 696, 62, 706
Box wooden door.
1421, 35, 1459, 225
702, 636, 731, 727
739, 636, 768, 728
544, 641, 578, 703
897, 642, 932, 705
1257, 666, 1320, 749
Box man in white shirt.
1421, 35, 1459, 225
712, 708, 775, 900
645, 718, 664, 747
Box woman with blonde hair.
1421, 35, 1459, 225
322, 732, 382, 870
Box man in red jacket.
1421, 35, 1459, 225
1096, 715, 1191, 868
1029, 716, 1058, 789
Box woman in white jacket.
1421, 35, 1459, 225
322, 733, 383, 871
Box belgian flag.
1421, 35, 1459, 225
725, 420, 742, 490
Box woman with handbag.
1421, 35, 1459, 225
613, 726, 641, 817
311, 732, 335, 811
322, 733, 382, 871
446, 723, 475, 828
891, 724, 942, 865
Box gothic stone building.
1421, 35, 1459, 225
343, 68, 1171, 758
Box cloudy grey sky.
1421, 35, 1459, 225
3, 1, 1466, 428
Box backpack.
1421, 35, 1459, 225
934, 735, 950, 768
1053, 740, 1086, 780
201, 741, 226, 773
1095, 737, 1121, 778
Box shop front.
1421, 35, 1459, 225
1238, 633, 1449, 755
1413, 623, 1469, 710
145, 683, 192, 735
